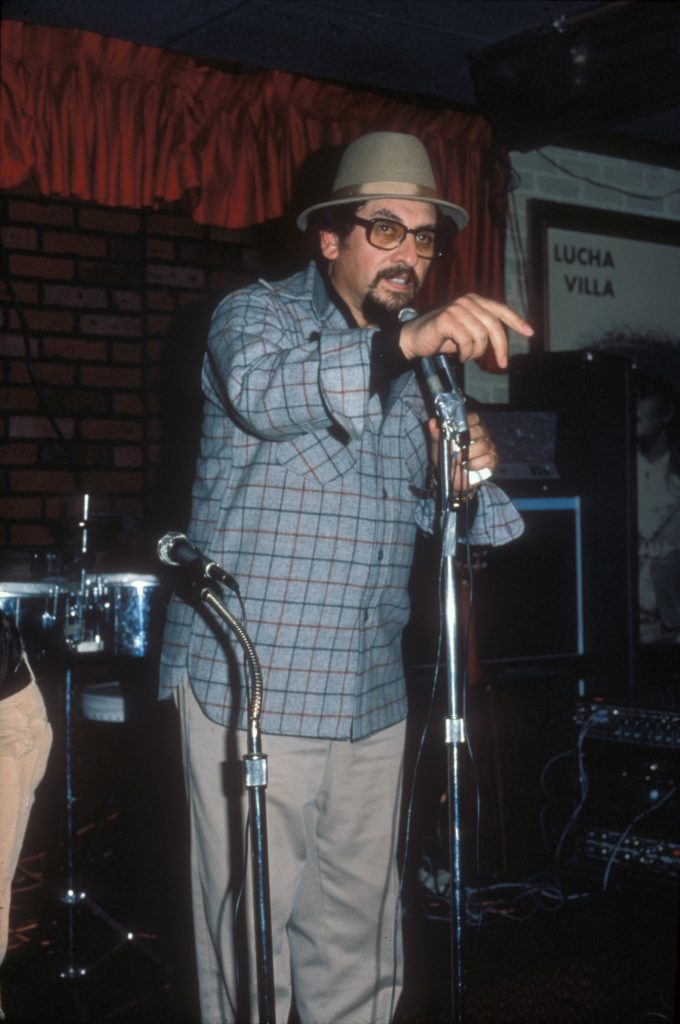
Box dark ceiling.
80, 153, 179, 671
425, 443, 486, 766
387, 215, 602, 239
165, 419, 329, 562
4, 0, 680, 160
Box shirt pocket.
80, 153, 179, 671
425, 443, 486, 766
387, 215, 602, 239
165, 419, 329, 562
276, 431, 356, 485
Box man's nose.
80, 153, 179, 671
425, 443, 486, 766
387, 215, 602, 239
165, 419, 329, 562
391, 232, 419, 266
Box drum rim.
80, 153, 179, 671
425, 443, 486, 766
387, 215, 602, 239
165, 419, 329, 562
0, 580, 69, 596
82, 573, 161, 586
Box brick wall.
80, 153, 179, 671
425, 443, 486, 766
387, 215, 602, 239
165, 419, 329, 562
465, 145, 680, 404
0, 188, 287, 564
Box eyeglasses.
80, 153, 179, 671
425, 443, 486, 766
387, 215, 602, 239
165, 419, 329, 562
352, 215, 446, 260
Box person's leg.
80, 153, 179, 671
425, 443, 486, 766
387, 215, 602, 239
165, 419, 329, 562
288, 721, 406, 1024
176, 675, 333, 1023
0, 678, 53, 1019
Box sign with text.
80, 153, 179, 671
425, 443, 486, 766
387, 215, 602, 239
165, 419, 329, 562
528, 201, 680, 652
528, 201, 680, 352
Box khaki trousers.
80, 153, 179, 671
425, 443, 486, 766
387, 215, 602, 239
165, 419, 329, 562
0, 675, 52, 1014
176, 674, 405, 1024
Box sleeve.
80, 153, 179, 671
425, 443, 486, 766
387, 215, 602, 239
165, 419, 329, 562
463, 482, 525, 546
202, 285, 377, 442
415, 481, 525, 548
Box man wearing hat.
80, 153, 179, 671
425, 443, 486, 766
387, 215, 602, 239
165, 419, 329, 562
160, 131, 532, 1023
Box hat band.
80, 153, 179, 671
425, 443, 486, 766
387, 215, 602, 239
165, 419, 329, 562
331, 181, 439, 201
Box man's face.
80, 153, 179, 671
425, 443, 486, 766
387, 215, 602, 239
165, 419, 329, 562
636, 388, 673, 442
320, 198, 437, 326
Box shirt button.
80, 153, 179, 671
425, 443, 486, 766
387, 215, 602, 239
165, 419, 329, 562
377, 549, 384, 562
382, 487, 388, 499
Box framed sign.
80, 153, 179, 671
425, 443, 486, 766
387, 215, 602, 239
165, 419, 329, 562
528, 200, 680, 653
527, 200, 680, 353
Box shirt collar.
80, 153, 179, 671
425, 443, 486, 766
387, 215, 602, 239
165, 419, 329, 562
310, 261, 358, 328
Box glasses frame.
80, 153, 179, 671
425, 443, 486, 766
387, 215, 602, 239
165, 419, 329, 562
351, 215, 449, 261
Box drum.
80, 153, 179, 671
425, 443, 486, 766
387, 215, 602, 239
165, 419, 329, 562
0, 580, 71, 659
63, 574, 162, 658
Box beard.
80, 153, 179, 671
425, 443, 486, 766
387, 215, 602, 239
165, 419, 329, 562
360, 263, 419, 329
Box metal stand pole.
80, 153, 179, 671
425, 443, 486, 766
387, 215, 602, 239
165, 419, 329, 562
61, 665, 79, 979
199, 586, 276, 1024
440, 455, 465, 1023
431, 386, 470, 1024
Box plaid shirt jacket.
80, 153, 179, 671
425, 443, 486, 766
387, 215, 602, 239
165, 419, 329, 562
160, 262, 523, 740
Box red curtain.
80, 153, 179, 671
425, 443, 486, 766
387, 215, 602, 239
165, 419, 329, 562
1, 19, 510, 365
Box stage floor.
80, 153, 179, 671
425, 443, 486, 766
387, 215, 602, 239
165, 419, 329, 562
2, 691, 678, 1024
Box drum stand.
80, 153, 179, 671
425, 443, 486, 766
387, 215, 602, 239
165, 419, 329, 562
58, 661, 162, 980
58, 660, 163, 980
57, 497, 161, 979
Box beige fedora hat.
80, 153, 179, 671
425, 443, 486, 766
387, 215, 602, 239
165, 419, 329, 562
296, 131, 469, 231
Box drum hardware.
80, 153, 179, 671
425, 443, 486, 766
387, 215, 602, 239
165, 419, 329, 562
1, 493, 167, 977
79, 492, 90, 567
59, 666, 162, 979
0, 580, 68, 662
57, 495, 163, 977
62, 574, 161, 659
80, 681, 126, 723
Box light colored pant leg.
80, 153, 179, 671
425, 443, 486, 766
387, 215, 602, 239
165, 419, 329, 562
0, 677, 53, 966
176, 674, 404, 1024
176, 674, 305, 1024
288, 720, 405, 1024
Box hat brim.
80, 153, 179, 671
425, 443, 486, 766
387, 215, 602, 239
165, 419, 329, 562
296, 194, 469, 232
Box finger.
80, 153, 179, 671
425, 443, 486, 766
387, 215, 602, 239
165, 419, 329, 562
464, 294, 534, 337
438, 300, 508, 365
452, 464, 481, 493
467, 443, 497, 473
427, 416, 441, 467
435, 310, 478, 358
427, 417, 441, 442
452, 297, 511, 367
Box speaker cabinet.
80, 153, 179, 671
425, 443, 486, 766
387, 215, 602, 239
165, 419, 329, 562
477, 350, 638, 695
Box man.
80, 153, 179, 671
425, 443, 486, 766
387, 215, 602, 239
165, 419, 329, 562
160, 131, 532, 1023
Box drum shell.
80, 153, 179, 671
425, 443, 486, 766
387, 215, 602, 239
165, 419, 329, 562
0, 581, 70, 660
106, 574, 161, 658
64, 574, 162, 658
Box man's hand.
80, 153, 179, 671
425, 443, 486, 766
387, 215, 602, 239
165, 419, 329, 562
428, 411, 498, 493
399, 293, 533, 369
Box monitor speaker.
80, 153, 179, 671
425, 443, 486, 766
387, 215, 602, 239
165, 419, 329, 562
478, 350, 639, 695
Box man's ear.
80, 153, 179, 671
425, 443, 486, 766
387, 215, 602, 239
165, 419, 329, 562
319, 229, 339, 262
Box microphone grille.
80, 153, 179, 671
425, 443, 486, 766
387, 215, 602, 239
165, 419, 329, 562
157, 531, 185, 566
398, 307, 418, 323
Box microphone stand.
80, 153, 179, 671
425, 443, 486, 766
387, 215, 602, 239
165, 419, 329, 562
194, 582, 276, 1024
432, 391, 469, 1024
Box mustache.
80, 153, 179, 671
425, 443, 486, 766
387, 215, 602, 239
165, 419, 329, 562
370, 264, 419, 290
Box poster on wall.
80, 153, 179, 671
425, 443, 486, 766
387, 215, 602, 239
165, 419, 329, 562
528, 200, 680, 649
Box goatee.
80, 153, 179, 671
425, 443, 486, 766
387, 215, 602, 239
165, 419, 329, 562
361, 265, 418, 329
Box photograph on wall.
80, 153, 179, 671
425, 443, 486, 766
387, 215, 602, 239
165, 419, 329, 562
529, 200, 680, 647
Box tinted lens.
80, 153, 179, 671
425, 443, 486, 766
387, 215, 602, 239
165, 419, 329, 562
368, 219, 406, 249
413, 229, 436, 258
368, 219, 436, 258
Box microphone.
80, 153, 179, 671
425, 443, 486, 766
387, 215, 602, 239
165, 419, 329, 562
157, 532, 239, 591
398, 307, 469, 442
